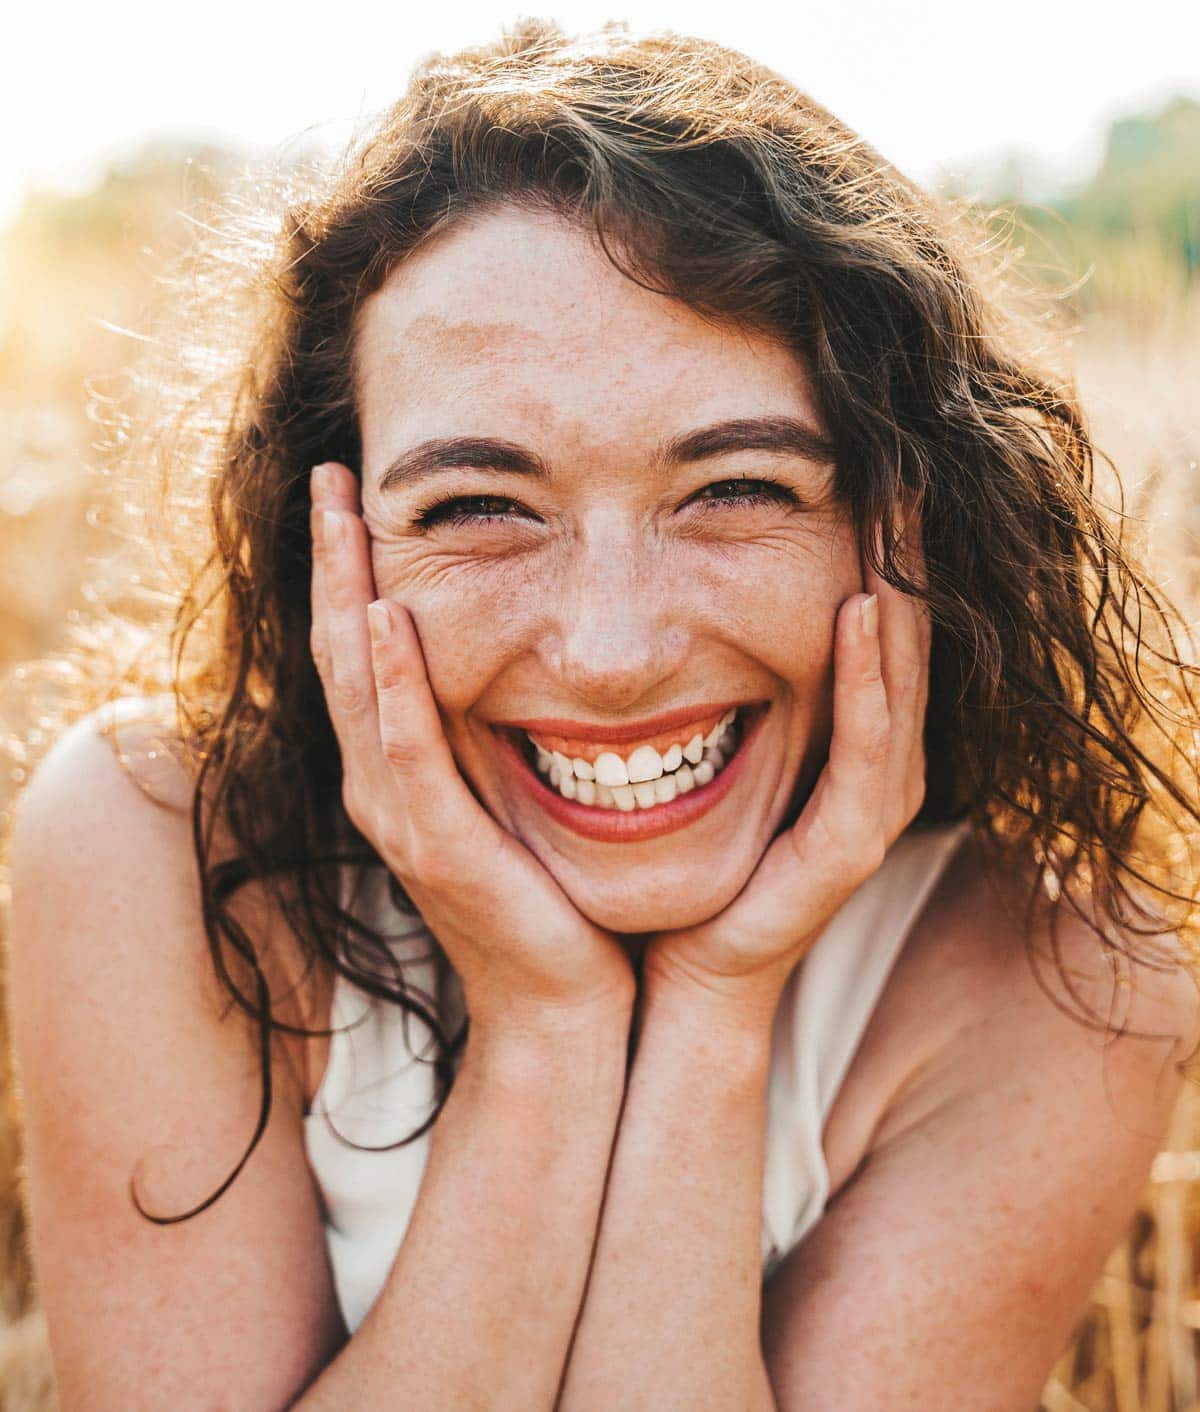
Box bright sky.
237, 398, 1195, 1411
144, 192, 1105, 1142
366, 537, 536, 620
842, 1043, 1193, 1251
3, 0, 1197, 231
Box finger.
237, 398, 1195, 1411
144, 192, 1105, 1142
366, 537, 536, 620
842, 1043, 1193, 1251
786, 590, 892, 887
314, 475, 510, 878
311, 460, 361, 516
310, 504, 328, 678
310, 462, 360, 681
727, 592, 891, 947
823, 590, 891, 837
310, 478, 514, 893
367, 597, 502, 881
865, 511, 926, 719
864, 506, 930, 816
320, 507, 388, 779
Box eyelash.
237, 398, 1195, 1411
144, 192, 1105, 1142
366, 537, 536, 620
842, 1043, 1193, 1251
409, 478, 800, 530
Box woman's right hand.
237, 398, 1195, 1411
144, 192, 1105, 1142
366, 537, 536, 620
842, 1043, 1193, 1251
309, 461, 636, 1041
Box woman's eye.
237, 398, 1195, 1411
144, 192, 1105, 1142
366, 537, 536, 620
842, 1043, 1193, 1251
410, 477, 799, 531
688, 477, 799, 510
411, 494, 532, 530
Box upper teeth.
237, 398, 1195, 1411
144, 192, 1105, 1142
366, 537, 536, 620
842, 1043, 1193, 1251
533, 708, 739, 788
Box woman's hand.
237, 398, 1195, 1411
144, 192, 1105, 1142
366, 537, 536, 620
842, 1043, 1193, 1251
641, 501, 932, 1026
309, 461, 635, 1039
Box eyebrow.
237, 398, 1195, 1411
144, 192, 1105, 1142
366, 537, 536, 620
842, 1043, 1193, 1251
376, 415, 837, 496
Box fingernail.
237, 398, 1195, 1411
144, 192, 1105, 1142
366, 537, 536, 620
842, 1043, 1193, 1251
367, 600, 390, 646
860, 594, 878, 637
322, 510, 343, 553
311, 464, 334, 498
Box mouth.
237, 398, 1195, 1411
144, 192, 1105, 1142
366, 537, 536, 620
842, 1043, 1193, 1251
493, 701, 771, 843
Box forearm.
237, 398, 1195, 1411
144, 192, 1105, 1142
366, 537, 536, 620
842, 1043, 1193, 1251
298, 1007, 630, 1412
557, 972, 779, 1411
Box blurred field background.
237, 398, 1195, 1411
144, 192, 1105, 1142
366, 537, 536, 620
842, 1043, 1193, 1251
0, 83, 1197, 1411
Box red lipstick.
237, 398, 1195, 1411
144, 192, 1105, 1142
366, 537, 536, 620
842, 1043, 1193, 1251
497, 700, 752, 747
495, 703, 769, 843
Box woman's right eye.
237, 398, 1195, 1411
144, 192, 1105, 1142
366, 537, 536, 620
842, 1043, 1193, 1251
410, 494, 534, 530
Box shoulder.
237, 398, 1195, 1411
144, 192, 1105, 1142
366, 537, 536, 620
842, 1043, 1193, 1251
868, 829, 1199, 1157
763, 830, 1198, 1406
8, 698, 325, 1106
6, 702, 349, 1401
91, 694, 200, 811
9, 698, 196, 914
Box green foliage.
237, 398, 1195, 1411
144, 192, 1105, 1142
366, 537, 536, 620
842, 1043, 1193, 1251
946, 94, 1200, 317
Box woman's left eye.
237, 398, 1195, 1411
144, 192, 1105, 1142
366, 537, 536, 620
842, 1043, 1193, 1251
687, 477, 799, 511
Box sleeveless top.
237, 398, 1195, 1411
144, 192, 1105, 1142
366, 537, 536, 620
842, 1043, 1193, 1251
302, 818, 972, 1335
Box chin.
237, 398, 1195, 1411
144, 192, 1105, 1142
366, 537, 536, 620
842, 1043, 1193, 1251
556, 865, 749, 936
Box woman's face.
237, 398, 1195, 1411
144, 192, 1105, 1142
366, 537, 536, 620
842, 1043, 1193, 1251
354, 205, 864, 934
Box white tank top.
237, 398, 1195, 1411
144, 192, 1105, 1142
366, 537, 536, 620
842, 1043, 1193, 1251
303, 819, 972, 1335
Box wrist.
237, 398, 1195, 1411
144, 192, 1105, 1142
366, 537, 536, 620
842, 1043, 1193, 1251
627, 967, 775, 1109
638, 951, 788, 1052
464, 991, 634, 1091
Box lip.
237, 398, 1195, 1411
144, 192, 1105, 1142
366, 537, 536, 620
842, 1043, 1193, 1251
496, 700, 750, 747
494, 702, 770, 843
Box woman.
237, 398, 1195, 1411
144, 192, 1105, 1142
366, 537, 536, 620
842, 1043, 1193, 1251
6, 17, 1200, 1410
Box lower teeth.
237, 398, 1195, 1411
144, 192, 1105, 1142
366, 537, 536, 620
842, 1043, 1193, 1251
530, 717, 743, 811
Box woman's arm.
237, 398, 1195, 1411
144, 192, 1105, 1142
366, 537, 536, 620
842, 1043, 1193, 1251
556, 970, 778, 1411
301, 1003, 630, 1410
558, 507, 931, 1409
9, 715, 631, 1412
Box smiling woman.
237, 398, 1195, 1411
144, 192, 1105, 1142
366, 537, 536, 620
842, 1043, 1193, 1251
3, 15, 1200, 1412
345, 207, 867, 926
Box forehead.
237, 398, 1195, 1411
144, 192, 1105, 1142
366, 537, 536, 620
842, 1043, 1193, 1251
352, 208, 822, 450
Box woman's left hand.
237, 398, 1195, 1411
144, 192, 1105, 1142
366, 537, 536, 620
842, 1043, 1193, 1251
641, 500, 932, 1025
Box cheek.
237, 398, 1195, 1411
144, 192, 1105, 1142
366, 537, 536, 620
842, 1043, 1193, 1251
703, 535, 860, 689
369, 522, 862, 709
370, 543, 535, 711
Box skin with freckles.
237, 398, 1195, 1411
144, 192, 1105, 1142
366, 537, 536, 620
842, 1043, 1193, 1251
351, 205, 864, 936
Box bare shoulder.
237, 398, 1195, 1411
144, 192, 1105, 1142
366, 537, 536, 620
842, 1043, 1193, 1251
863, 831, 1200, 1160
764, 832, 1200, 1408
89, 693, 200, 813
7, 699, 347, 1404
11, 698, 327, 1102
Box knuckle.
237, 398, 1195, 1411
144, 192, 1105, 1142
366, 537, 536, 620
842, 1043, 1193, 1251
325, 576, 352, 612
350, 795, 415, 879
380, 732, 422, 772
820, 810, 885, 879
375, 816, 414, 869
822, 821, 864, 877
405, 832, 455, 890
332, 672, 369, 715
372, 653, 409, 693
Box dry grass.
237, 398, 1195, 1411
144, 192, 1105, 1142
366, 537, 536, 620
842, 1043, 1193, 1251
0, 166, 1197, 1408
1026, 293, 1200, 1411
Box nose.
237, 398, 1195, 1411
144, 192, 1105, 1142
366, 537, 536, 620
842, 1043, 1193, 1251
539, 515, 691, 713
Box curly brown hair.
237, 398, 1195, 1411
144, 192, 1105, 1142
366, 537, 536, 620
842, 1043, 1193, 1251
4, 16, 1200, 1225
